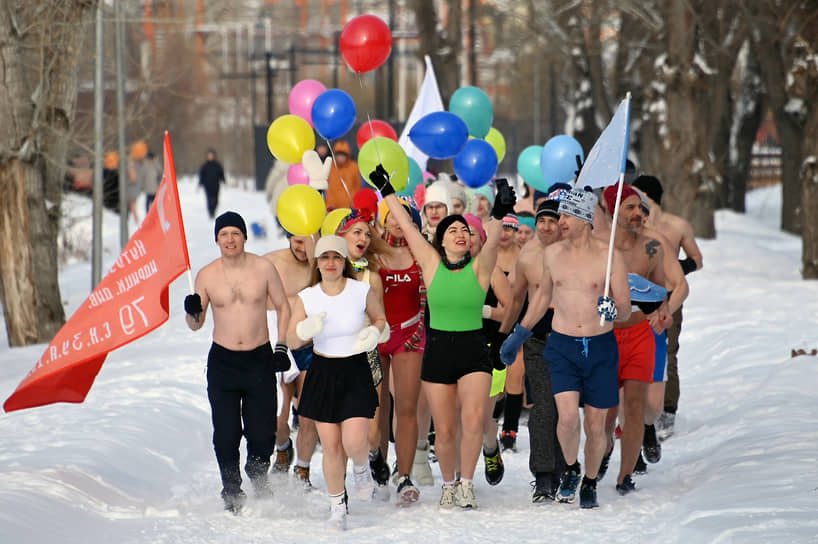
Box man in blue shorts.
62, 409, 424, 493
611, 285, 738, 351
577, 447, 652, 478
500, 189, 632, 509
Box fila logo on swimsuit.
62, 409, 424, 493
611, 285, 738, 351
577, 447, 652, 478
386, 273, 412, 282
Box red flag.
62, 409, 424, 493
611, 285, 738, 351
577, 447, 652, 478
4, 132, 191, 412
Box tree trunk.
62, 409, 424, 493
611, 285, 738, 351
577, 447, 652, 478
410, 0, 462, 102
0, 1, 95, 346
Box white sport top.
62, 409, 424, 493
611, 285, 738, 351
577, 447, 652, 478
298, 278, 370, 357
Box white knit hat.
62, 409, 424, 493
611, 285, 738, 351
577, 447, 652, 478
423, 182, 451, 216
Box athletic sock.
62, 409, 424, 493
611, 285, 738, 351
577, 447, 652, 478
582, 475, 597, 488
352, 464, 368, 475
296, 459, 310, 468
276, 438, 292, 451
503, 393, 524, 432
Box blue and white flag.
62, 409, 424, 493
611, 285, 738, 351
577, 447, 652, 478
398, 55, 444, 172
575, 95, 631, 189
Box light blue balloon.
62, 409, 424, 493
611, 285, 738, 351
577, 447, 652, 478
454, 139, 498, 188
516, 145, 547, 192
449, 86, 493, 139
541, 135, 584, 186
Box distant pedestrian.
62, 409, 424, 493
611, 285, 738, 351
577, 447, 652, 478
141, 151, 162, 214
199, 149, 226, 218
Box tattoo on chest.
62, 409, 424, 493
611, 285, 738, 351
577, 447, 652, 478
645, 239, 660, 259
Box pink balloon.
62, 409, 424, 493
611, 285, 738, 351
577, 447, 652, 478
288, 79, 327, 127
287, 163, 310, 185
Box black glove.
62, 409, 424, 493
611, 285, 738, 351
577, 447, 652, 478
489, 331, 509, 371
272, 342, 291, 372
490, 178, 516, 220
679, 257, 697, 275
368, 164, 395, 196
184, 294, 202, 321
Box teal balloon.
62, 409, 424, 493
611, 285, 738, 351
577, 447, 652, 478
449, 86, 493, 138
517, 145, 548, 192
399, 157, 423, 196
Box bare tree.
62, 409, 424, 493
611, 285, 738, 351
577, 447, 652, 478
0, 1, 97, 346
409, 0, 463, 102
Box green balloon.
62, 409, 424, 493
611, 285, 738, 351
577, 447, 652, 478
449, 86, 493, 138
358, 137, 409, 192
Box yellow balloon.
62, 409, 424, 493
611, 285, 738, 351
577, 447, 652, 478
276, 185, 326, 236
358, 137, 409, 192
485, 127, 506, 164
321, 208, 352, 236
267, 114, 316, 164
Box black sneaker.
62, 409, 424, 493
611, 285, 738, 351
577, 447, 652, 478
483, 447, 505, 486
532, 472, 557, 503
499, 430, 517, 452
616, 474, 637, 496
221, 489, 247, 514
579, 479, 599, 509
643, 424, 662, 463
597, 447, 613, 481
633, 452, 648, 474
557, 468, 581, 503
369, 448, 391, 486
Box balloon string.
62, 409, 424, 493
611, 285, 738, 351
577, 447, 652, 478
366, 113, 384, 169
326, 137, 354, 207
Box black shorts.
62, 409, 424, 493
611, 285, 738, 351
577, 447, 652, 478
298, 352, 379, 423
421, 328, 492, 384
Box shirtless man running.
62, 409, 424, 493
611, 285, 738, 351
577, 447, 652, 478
500, 189, 631, 509
632, 175, 703, 439
264, 234, 319, 487
184, 211, 291, 513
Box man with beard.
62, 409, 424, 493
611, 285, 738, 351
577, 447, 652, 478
264, 234, 319, 487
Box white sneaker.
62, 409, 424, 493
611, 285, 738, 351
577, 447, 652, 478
439, 483, 457, 509
412, 445, 434, 486
455, 480, 477, 509
351, 468, 375, 501
327, 501, 347, 531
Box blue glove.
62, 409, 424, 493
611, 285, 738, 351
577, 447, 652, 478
597, 296, 618, 322
500, 324, 532, 365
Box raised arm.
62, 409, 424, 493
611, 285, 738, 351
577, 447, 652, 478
474, 179, 516, 290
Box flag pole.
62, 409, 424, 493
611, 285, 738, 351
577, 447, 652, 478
599, 92, 631, 326
163, 131, 196, 294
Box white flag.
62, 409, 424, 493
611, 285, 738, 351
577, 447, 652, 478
575, 95, 631, 189
398, 55, 444, 172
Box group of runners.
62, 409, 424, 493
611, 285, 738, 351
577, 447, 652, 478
183, 153, 703, 528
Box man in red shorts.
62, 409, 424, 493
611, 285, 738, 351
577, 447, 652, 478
601, 184, 671, 496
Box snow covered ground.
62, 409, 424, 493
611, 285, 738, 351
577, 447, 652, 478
1, 181, 817, 543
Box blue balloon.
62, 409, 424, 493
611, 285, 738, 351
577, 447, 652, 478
311, 89, 357, 140
541, 135, 584, 186
408, 111, 469, 159
517, 145, 547, 191
454, 139, 498, 188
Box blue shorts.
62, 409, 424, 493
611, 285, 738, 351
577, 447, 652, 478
291, 344, 313, 372
544, 330, 619, 409
653, 330, 668, 382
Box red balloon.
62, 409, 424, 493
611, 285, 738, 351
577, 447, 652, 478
339, 15, 392, 74
356, 119, 398, 149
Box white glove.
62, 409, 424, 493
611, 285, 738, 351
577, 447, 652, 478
482, 305, 493, 319
296, 311, 327, 341
302, 150, 331, 191
378, 322, 391, 344
353, 325, 381, 353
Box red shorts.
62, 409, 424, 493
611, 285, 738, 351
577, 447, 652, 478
380, 314, 426, 358
613, 320, 655, 386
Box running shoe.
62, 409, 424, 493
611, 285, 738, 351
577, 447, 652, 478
483, 446, 505, 486
597, 447, 613, 481
293, 465, 312, 488
221, 489, 247, 515
557, 468, 581, 503
643, 424, 662, 463
327, 491, 348, 531
656, 411, 675, 441
412, 443, 435, 486
396, 475, 420, 506
579, 480, 599, 509
455, 480, 478, 509
439, 483, 457, 509
273, 440, 294, 472
499, 430, 517, 452
532, 472, 557, 503
369, 448, 391, 486
616, 474, 637, 496
633, 452, 648, 474
351, 467, 375, 501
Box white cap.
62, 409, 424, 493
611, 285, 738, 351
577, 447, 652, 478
423, 182, 451, 215
314, 235, 349, 259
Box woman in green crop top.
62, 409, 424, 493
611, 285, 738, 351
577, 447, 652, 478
369, 165, 516, 510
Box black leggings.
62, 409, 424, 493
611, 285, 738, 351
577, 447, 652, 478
207, 342, 276, 493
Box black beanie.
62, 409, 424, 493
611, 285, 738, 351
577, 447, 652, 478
632, 175, 663, 206
434, 214, 469, 248
536, 199, 560, 220
215, 211, 247, 241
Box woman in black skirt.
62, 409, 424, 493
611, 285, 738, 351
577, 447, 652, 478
287, 234, 387, 530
